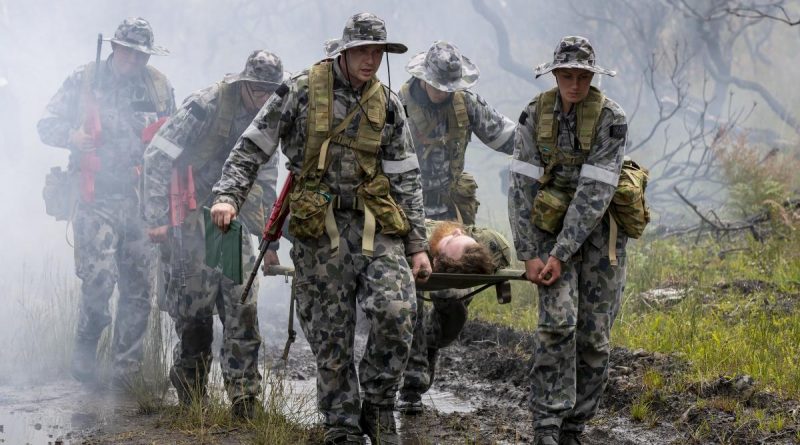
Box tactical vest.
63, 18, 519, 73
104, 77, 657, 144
400, 82, 470, 181
288, 61, 409, 255
401, 81, 479, 224
531, 86, 649, 264
80, 62, 172, 116
188, 82, 266, 234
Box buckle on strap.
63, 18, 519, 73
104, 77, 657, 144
332, 194, 363, 210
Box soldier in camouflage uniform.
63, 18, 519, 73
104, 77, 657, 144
209, 13, 430, 445
37, 17, 175, 385
508, 37, 628, 445
142, 50, 286, 418
397, 40, 516, 413
400, 219, 511, 412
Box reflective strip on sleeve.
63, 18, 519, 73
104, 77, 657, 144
242, 123, 278, 156
580, 164, 619, 186
486, 117, 516, 150
151, 134, 183, 159
510, 159, 543, 180
382, 155, 420, 174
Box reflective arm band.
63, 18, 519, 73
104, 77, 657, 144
486, 117, 516, 150
510, 159, 543, 180
382, 156, 420, 174
580, 164, 619, 186
242, 123, 278, 156
151, 134, 183, 159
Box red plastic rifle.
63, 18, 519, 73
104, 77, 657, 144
169, 165, 197, 289
240, 172, 294, 302
79, 33, 104, 203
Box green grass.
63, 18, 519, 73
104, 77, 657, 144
469, 229, 800, 400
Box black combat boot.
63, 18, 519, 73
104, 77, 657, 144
70, 338, 98, 383
534, 427, 560, 445
231, 395, 262, 420
396, 391, 423, 415
360, 400, 400, 445
559, 430, 583, 445
169, 366, 208, 407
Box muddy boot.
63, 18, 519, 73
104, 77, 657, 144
534, 427, 559, 445
169, 366, 207, 406
559, 431, 582, 445
70, 338, 98, 383
397, 391, 423, 415
231, 396, 262, 420
360, 400, 399, 445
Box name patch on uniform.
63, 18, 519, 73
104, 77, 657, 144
519, 111, 528, 125
610, 124, 627, 139
188, 101, 207, 121
275, 84, 289, 98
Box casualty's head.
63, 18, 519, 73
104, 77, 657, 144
224, 50, 287, 111
324, 12, 407, 88
109, 17, 169, 77
533, 36, 616, 106
406, 40, 479, 104
429, 221, 494, 274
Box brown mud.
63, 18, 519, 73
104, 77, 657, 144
2, 319, 798, 444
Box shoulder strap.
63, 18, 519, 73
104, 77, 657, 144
447, 91, 471, 180
534, 87, 558, 148
191, 82, 242, 173
576, 86, 604, 152
144, 66, 172, 116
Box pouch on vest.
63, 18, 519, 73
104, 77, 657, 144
288, 184, 331, 239
43, 166, 78, 221
358, 174, 410, 236
533, 186, 572, 234
449, 171, 480, 225
610, 158, 650, 239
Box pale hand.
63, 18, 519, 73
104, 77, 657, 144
148, 225, 169, 243
69, 128, 95, 151
211, 202, 237, 232
261, 250, 281, 276
539, 255, 563, 286
525, 258, 546, 285
410, 251, 432, 284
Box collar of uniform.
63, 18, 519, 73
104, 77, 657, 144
332, 55, 369, 96
409, 77, 453, 110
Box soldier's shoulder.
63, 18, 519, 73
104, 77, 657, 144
179, 83, 220, 118
601, 95, 626, 121
145, 65, 173, 86
64, 61, 96, 84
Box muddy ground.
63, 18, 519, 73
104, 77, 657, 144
2, 317, 799, 444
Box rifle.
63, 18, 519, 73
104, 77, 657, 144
169, 165, 197, 289
79, 33, 104, 203
240, 172, 294, 303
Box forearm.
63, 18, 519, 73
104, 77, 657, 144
212, 137, 270, 211
388, 168, 427, 255
551, 181, 615, 261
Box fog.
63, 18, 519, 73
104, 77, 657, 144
0, 0, 798, 380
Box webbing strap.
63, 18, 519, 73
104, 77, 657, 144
324, 203, 340, 254
362, 207, 376, 257
608, 215, 618, 267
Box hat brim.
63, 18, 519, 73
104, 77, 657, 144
222, 71, 289, 89
324, 38, 407, 58
404, 51, 479, 92
110, 38, 170, 56
534, 61, 616, 78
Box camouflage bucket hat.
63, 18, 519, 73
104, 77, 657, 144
534, 36, 615, 78
223, 50, 288, 89
109, 17, 169, 56
405, 41, 479, 92
324, 12, 407, 58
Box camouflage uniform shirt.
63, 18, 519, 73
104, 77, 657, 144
143, 82, 278, 235
213, 61, 427, 254
38, 56, 175, 193
400, 78, 516, 218
509, 92, 627, 262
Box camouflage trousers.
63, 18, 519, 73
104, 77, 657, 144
72, 197, 154, 376
290, 209, 416, 437
159, 210, 262, 402
402, 288, 470, 396
529, 230, 627, 433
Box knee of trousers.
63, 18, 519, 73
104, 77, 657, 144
179, 319, 214, 357
536, 323, 577, 350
